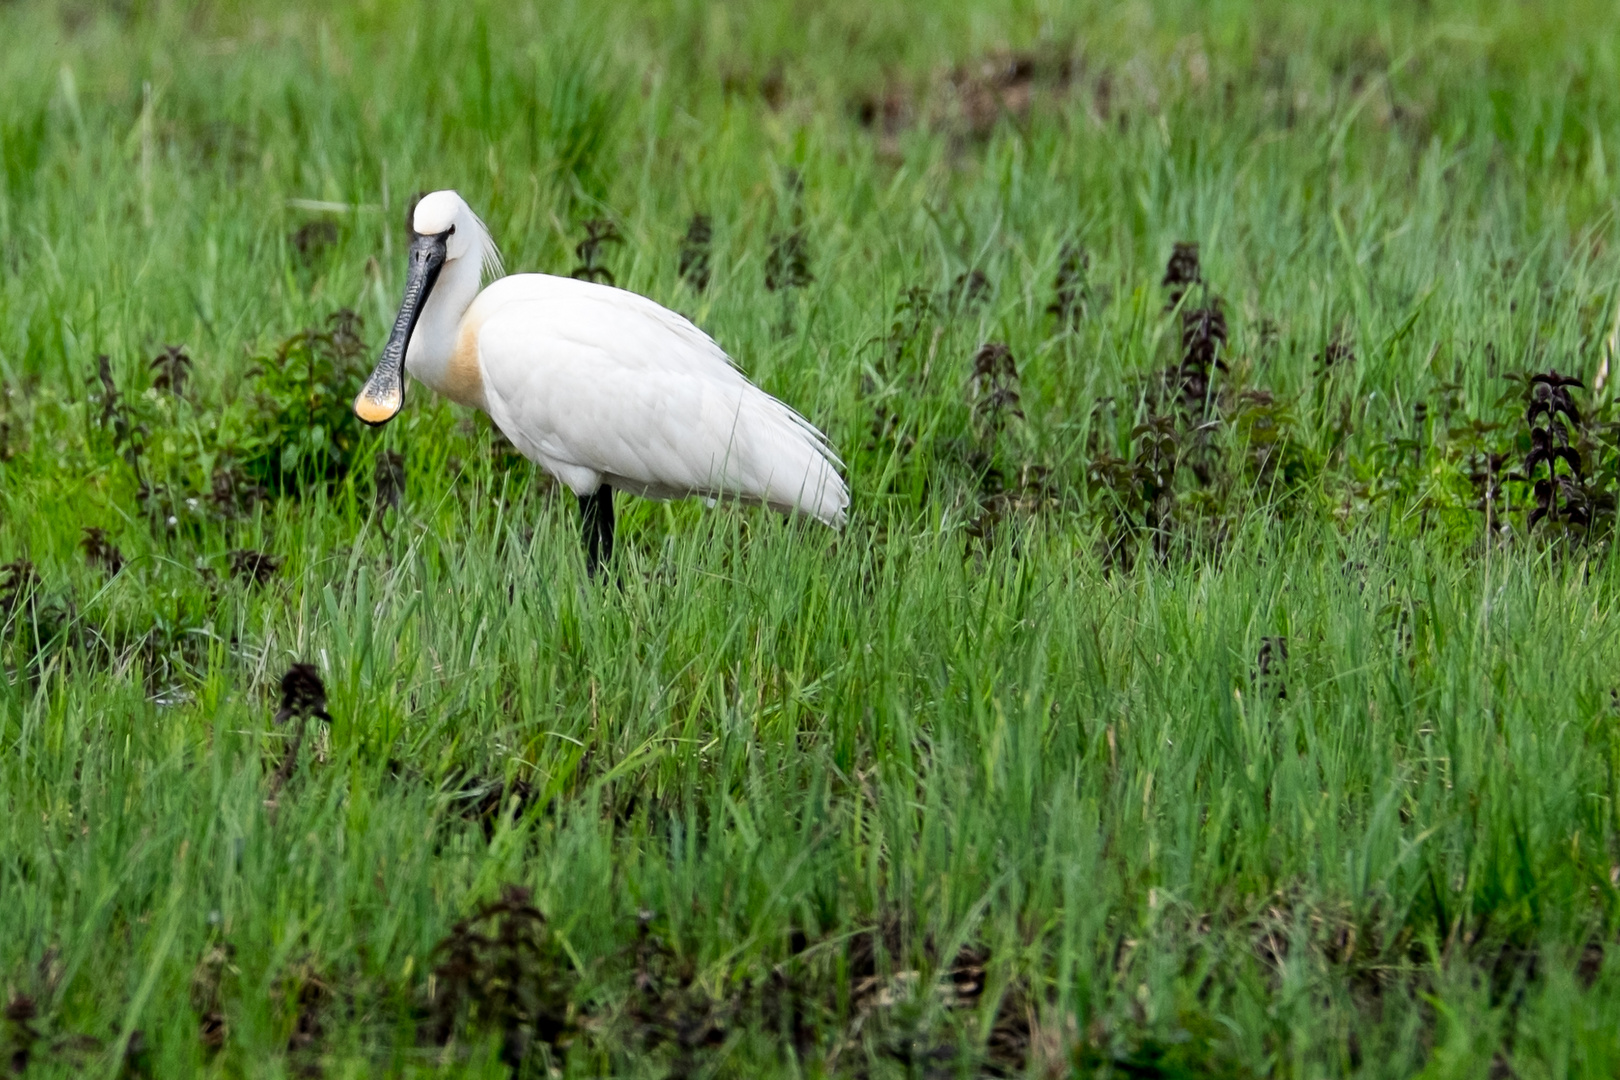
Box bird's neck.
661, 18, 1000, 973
404, 255, 487, 409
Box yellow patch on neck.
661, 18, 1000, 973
443, 317, 488, 409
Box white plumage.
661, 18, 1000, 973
355, 190, 847, 570
473, 276, 847, 524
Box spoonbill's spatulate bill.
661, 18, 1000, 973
355, 190, 848, 575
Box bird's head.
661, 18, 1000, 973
354, 189, 500, 427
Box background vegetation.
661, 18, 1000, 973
3, 0, 1620, 1075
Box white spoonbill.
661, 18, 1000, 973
354, 190, 848, 574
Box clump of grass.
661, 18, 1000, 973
227, 549, 281, 585
372, 449, 406, 515
968, 341, 1023, 439
1083, 241, 1311, 564
851, 83, 911, 138
946, 268, 990, 312
1046, 240, 1091, 327
4, 994, 40, 1074
399, 762, 546, 840
1255, 635, 1288, 700
288, 220, 338, 266
676, 213, 713, 291
0, 558, 41, 617
427, 885, 575, 1070
79, 527, 124, 576
765, 169, 814, 336
91, 354, 146, 483
946, 49, 1063, 139
1230, 387, 1309, 490
1506, 370, 1612, 532
1087, 414, 1180, 566
619, 911, 731, 1069
764, 230, 813, 292
1161, 240, 1201, 309
279, 961, 328, 1077
570, 218, 622, 285
881, 284, 936, 376
148, 345, 192, 399
963, 342, 1057, 547
266, 663, 330, 805
721, 64, 786, 110
271, 664, 329, 726
1314, 329, 1356, 375
208, 465, 268, 519
0, 558, 80, 682
1176, 295, 1228, 415
190, 945, 233, 1055
0, 381, 22, 463
238, 309, 370, 497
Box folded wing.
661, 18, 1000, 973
475, 275, 848, 527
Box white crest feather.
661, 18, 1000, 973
469, 207, 505, 283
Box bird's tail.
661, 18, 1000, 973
742, 392, 849, 527
792, 452, 850, 528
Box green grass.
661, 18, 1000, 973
4, 0, 1620, 1075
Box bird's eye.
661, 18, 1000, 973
446, 225, 456, 237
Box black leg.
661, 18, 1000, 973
594, 486, 615, 575
577, 485, 615, 578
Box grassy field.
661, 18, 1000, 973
3, 0, 1620, 1075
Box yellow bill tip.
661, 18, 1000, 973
354, 392, 401, 426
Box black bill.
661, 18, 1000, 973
354, 228, 450, 426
